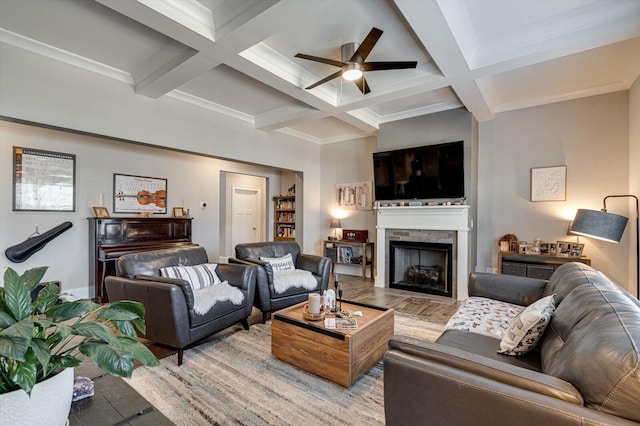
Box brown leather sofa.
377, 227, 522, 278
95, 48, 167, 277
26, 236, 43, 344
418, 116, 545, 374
384, 262, 640, 425
105, 246, 256, 365
230, 241, 331, 323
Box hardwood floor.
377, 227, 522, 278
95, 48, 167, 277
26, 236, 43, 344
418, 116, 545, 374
337, 273, 461, 323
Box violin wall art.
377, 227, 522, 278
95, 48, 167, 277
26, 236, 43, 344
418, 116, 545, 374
113, 173, 167, 214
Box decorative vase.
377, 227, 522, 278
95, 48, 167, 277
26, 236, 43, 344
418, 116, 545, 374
0, 367, 74, 426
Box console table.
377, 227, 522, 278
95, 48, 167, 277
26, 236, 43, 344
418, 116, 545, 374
499, 252, 591, 280
323, 240, 375, 279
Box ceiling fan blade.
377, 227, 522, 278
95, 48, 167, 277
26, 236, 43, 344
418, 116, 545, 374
353, 75, 371, 95
350, 27, 383, 63
305, 70, 343, 90
363, 61, 417, 71
295, 53, 345, 68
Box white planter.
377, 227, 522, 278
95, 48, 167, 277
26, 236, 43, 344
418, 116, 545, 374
0, 367, 74, 426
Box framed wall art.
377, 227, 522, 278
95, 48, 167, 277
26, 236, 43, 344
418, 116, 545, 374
13, 147, 76, 211
113, 173, 167, 214
530, 165, 566, 202
335, 181, 372, 210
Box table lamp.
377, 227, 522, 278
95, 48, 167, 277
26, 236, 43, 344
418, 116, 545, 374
330, 218, 342, 241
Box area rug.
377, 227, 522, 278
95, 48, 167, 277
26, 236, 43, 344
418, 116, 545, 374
126, 313, 445, 426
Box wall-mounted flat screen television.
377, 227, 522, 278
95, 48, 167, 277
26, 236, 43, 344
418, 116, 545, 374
372, 141, 464, 201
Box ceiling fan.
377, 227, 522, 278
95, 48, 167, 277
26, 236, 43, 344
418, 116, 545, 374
295, 27, 417, 95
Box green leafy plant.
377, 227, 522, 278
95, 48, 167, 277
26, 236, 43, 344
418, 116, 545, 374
0, 266, 159, 395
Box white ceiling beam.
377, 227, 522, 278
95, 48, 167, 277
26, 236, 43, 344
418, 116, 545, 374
393, 0, 494, 121
211, 0, 280, 41
96, 0, 216, 51
335, 75, 450, 112
132, 41, 220, 98
255, 104, 328, 131
333, 111, 378, 132
97, 0, 345, 119
96, 0, 231, 97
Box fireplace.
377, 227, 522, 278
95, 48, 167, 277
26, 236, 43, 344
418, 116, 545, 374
389, 241, 453, 297
375, 205, 470, 300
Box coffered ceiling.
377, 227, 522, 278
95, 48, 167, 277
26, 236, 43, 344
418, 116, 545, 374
1, 0, 639, 143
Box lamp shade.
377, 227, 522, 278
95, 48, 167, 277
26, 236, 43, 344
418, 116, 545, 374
330, 218, 342, 229
570, 209, 628, 243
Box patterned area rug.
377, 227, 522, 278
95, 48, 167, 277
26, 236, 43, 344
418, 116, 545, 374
126, 313, 445, 426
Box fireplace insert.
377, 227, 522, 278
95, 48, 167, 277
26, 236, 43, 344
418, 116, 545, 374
389, 240, 453, 297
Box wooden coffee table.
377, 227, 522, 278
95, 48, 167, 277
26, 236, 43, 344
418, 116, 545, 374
271, 300, 394, 387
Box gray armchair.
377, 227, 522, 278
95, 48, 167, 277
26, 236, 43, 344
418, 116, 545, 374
230, 241, 331, 323
105, 246, 256, 365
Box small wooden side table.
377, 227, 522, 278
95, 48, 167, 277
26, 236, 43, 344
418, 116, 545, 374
323, 240, 375, 279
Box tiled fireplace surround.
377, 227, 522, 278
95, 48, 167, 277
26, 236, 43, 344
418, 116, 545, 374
375, 205, 470, 300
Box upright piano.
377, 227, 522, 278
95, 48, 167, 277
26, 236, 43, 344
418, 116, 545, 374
88, 217, 195, 303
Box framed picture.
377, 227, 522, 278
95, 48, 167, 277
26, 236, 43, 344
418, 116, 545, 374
557, 241, 571, 257
335, 181, 372, 210
113, 174, 167, 214
525, 244, 539, 255
531, 166, 566, 202
539, 243, 550, 255
92, 206, 110, 218
173, 207, 184, 217
13, 147, 76, 211
570, 243, 584, 258
518, 241, 528, 254
549, 243, 557, 255
519, 243, 534, 254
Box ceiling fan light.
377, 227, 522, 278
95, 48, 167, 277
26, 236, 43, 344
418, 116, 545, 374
342, 63, 363, 81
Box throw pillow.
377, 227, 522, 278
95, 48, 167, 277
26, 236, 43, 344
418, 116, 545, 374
260, 253, 295, 272
160, 263, 221, 291
498, 294, 556, 356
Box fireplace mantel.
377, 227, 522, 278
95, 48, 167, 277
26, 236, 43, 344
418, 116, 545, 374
375, 205, 471, 300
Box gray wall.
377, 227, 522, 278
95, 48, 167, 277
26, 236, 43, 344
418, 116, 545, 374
0, 120, 284, 299
0, 41, 325, 259
477, 91, 631, 289
320, 136, 377, 277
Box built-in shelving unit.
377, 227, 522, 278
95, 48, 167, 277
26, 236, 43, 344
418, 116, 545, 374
274, 195, 295, 241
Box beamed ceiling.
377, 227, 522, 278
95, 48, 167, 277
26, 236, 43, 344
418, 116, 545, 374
1, 0, 639, 143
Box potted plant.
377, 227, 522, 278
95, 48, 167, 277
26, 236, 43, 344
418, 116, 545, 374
0, 266, 159, 425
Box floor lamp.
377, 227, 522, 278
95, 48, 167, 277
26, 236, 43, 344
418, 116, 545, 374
569, 195, 639, 299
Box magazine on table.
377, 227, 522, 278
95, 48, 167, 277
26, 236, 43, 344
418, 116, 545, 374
324, 317, 358, 329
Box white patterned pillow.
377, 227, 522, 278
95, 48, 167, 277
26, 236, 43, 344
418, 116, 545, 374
160, 263, 221, 291
498, 294, 556, 356
260, 253, 295, 272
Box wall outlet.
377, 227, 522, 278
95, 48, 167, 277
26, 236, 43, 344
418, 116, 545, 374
486, 267, 498, 274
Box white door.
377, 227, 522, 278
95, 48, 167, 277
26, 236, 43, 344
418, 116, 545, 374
231, 186, 261, 249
